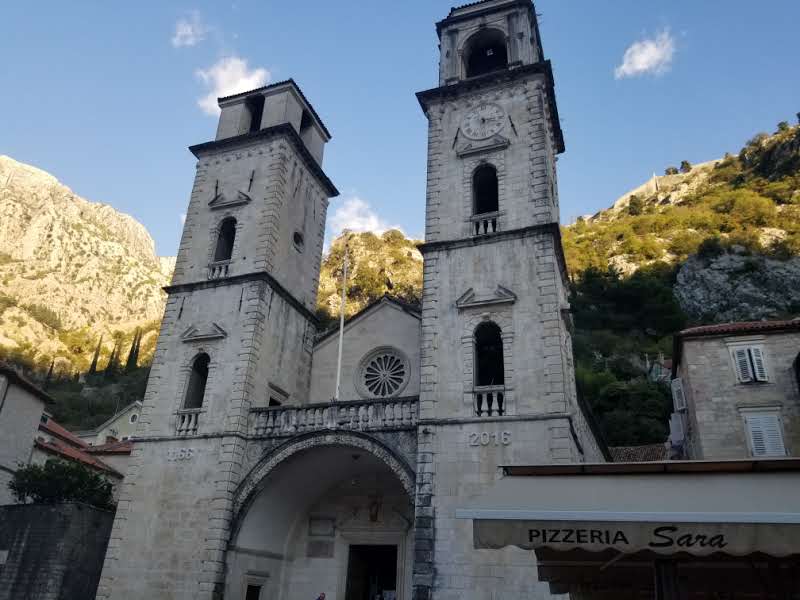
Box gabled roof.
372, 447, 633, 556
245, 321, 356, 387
0, 363, 55, 404
34, 438, 122, 478
39, 416, 89, 449
85, 401, 142, 435
315, 295, 421, 346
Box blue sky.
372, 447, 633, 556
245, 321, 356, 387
2, 1, 799, 255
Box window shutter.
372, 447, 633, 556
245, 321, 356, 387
746, 414, 785, 457
670, 378, 687, 412
732, 348, 753, 383
749, 347, 769, 382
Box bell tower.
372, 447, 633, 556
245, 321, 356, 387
413, 2, 604, 599
95, 80, 338, 600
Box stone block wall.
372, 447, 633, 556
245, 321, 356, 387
0, 503, 114, 600
679, 331, 800, 459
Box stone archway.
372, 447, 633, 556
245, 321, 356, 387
226, 431, 417, 600
233, 430, 416, 525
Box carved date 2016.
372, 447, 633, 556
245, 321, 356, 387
469, 431, 512, 446
167, 448, 195, 461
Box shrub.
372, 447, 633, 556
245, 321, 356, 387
697, 237, 725, 259
627, 195, 643, 216
664, 166, 679, 175
680, 160, 692, 173
9, 459, 115, 510
777, 121, 790, 132
24, 303, 63, 330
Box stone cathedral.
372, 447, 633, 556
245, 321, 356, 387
96, 2, 604, 599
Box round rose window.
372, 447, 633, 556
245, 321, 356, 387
356, 347, 410, 399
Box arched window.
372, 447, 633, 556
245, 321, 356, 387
475, 321, 505, 387
184, 353, 210, 409
214, 218, 236, 262
464, 29, 508, 78
245, 94, 265, 133
473, 164, 499, 215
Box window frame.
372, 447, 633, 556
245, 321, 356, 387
739, 407, 786, 457
729, 344, 769, 384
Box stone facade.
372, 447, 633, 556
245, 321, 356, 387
674, 323, 800, 459
0, 368, 50, 505
94, 4, 605, 600
0, 503, 114, 600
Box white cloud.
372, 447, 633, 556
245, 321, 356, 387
614, 29, 675, 79
327, 196, 402, 244
171, 11, 209, 48
195, 56, 270, 115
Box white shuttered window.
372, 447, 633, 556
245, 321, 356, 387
744, 413, 786, 457
730, 346, 769, 383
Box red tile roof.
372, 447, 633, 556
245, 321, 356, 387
34, 438, 122, 478
609, 444, 668, 462
39, 417, 89, 448
86, 439, 133, 455
678, 319, 800, 339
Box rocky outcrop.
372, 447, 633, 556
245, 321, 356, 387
675, 249, 800, 322
0, 156, 174, 370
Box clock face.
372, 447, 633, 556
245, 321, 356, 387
461, 104, 505, 140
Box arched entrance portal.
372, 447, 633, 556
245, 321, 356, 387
226, 434, 415, 600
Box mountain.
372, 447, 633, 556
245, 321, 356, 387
316, 230, 423, 328
0, 155, 174, 374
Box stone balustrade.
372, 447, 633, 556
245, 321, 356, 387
207, 260, 230, 279
249, 397, 419, 437
176, 408, 201, 436
474, 386, 505, 417
471, 212, 498, 236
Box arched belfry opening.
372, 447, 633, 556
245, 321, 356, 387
184, 353, 210, 409
245, 94, 265, 133
214, 217, 236, 262
464, 29, 508, 78
228, 437, 415, 600
473, 164, 499, 215
475, 321, 505, 387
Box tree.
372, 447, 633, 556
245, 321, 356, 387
9, 459, 115, 510
125, 329, 141, 373
88, 335, 103, 375
664, 166, 679, 175
777, 121, 790, 132
679, 160, 692, 173
627, 195, 643, 216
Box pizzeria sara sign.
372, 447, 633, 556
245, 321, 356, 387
528, 525, 727, 550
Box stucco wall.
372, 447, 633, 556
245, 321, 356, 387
310, 301, 421, 402
679, 331, 800, 459
0, 376, 45, 505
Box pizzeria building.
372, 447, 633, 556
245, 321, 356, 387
457, 459, 800, 599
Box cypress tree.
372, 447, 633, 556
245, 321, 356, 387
88, 335, 103, 375
125, 329, 141, 372
44, 360, 54, 389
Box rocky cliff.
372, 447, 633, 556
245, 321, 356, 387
0, 156, 173, 372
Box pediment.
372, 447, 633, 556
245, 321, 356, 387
456, 134, 510, 158
208, 190, 252, 210
456, 285, 516, 310
181, 323, 228, 342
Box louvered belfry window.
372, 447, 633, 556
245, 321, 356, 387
730, 346, 768, 383
743, 413, 786, 457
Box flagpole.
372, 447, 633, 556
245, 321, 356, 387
333, 242, 349, 402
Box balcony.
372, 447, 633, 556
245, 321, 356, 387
471, 212, 499, 236
474, 386, 505, 417
249, 397, 419, 437
208, 260, 231, 280
176, 408, 201, 436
